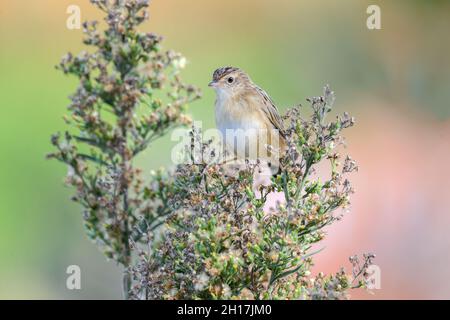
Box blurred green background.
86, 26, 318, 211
1, 0, 449, 299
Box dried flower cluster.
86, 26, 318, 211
129, 86, 374, 300
48, 0, 200, 298
50, 0, 373, 300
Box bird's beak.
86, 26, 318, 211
208, 80, 217, 88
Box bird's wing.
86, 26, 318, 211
254, 86, 286, 137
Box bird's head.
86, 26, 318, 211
208, 66, 251, 98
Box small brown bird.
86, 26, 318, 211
209, 66, 286, 170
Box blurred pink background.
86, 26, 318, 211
316, 101, 450, 299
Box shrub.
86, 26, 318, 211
129, 86, 373, 300
48, 0, 200, 298
49, 0, 373, 300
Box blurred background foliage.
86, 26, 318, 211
0, 0, 449, 299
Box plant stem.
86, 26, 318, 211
122, 189, 131, 299
295, 159, 312, 203
121, 125, 132, 299
123, 267, 131, 300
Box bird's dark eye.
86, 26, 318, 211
227, 77, 234, 84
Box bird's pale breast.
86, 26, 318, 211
215, 94, 274, 161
